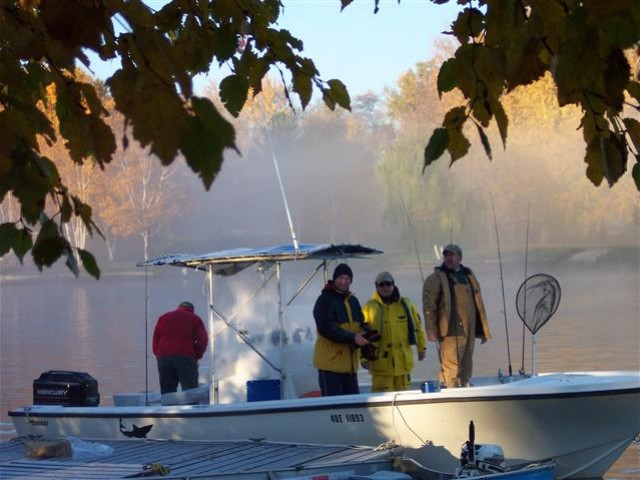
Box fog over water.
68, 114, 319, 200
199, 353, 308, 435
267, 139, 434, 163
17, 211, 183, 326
1, 247, 638, 477
1, 75, 639, 477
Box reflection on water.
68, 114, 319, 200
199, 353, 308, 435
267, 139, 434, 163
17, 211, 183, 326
1, 253, 638, 477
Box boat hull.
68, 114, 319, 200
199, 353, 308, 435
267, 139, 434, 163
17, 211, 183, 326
10, 372, 640, 479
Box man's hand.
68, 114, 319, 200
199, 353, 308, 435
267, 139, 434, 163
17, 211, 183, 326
427, 331, 438, 342
418, 350, 426, 361
354, 333, 369, 347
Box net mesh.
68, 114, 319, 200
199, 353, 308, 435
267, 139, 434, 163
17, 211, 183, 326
516, 274, 561, 334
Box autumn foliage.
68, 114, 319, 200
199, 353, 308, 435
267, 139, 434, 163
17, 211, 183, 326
0, 0, 349, 278
421, 1, 640, 191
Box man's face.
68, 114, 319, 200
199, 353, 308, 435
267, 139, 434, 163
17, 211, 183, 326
376, 281, 394, 299
334, 274, 352, 292
443, 251, 461, 270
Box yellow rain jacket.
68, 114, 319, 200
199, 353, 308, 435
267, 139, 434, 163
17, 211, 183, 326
313, 282, 368, 373
362, 290, 427, 376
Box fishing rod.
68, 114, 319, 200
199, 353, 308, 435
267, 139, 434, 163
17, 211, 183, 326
398, 189, 425, 283
144, 264, 149, 406
397, 189, 440, 359
490, 193, 513, 377
519, 202, 531, 375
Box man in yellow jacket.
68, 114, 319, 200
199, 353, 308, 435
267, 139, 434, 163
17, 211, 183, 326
362, 272, 427, 393
313, 263, 371, 396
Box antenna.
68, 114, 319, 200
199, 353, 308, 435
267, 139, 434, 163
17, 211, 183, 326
259, 96, 300, 251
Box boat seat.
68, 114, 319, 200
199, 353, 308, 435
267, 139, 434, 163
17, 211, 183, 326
161, 385, 210, 406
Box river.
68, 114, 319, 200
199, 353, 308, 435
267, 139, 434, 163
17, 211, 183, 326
1, 247, 638, 478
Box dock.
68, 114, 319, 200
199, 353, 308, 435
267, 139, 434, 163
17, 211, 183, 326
0, 437, 405, 480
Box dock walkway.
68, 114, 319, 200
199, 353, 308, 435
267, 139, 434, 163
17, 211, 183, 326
0, 437, 402, 480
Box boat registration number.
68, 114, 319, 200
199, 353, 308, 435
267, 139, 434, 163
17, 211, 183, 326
330, 413, 365, 424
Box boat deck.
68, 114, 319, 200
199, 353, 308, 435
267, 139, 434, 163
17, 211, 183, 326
0, 437, 402, 479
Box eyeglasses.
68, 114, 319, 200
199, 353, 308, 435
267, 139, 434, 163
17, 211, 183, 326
377, 281, 393, 288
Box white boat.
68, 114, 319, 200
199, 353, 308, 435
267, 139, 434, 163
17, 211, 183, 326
9, 244, 640, 480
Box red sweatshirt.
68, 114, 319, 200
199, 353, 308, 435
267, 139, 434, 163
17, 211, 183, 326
152, 306, 208, 360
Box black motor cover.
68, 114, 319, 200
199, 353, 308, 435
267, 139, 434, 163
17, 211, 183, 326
33, 371, 99, 407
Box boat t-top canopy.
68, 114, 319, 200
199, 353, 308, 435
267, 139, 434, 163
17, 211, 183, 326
138, 243, 383, 403
138, 243, 383, 276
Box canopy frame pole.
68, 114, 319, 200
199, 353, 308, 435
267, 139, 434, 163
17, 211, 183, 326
276, 261, 286, 398
210, 306, 282, 373
227, 268, 277, 322
284, 262, 325, 309
207, 265, 218, 404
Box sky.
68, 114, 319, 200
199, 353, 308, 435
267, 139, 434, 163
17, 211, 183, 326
93, 0, 462, 97
252, 0, 461, 95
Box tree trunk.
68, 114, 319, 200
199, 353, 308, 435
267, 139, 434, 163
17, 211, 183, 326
142, 230, 150, 261
105, 235, 117, 261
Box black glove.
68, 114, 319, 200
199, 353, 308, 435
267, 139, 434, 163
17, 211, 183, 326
361, 343, 379, 361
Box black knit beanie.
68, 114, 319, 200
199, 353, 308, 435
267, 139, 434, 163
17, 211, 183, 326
333, 263, 353, 281
178, 301, 195, 312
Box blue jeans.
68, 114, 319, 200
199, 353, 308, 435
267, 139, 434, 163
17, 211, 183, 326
318, 370, 359, 396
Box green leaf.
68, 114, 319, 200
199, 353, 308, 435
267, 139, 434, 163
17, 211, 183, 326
447, 129, 471, 164
292, 71, 312, 110
443, 106, 467, 130
602, 135, 628, 187
71, 196, 95, 235
32, 219, 67, 269
472, 97, 492, 127
180, 97, 238, 189
327, 79, 351, 111
627, 81, 640, 103
437, 58, 457, 97
491, 99, 508, 149
78, 248, 100, 279
476, 124, 492, 160
107, 67, 138, 118
451, 8, 484, 44
322, 88, 336, 111
623, 118, 640, 153
603, 48, 630, 112
12, 228, 33, 263
585, 135, 627, 187
60, 194, 73, 223
136, 81, 186, 163
423, 128, 449, 172
632, 162, 640, 191
219, 75, 248, 118
585, 138, 604, 186
340, 0, 353, 11
0, 223, 18, 257
580, 111, 610, 144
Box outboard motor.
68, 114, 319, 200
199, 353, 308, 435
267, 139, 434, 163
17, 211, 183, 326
33, 371, 99, 407
457, 421, 506, 477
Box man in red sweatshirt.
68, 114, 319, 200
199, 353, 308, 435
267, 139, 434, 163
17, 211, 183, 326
153, 301, 208, 394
